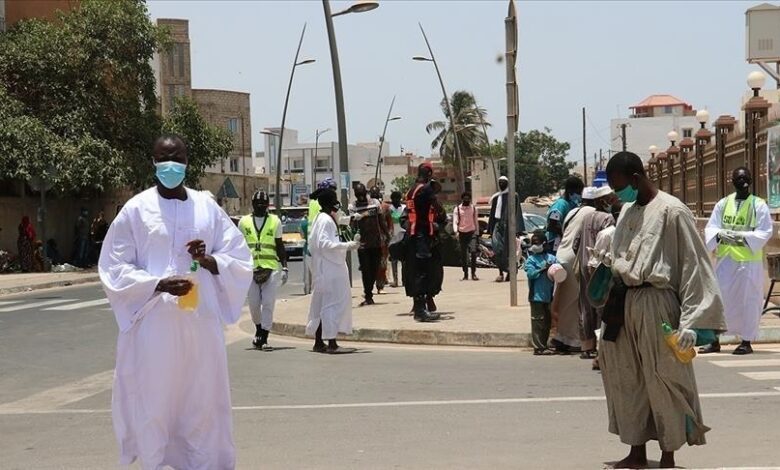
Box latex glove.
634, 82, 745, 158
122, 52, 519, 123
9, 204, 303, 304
345, 241, 360, 251
281, 268, 289, 286
677, 328, 697, 351
353, 233, 362, 245
352, 212, 364, 221
718, 229, 741, 244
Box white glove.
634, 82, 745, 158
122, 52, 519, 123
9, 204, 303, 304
353, 233, 362, 244
676, 328, 697, 351
281, 268, 289, 285
346, 241, 360, 251
352, 212, 364, 221
337, 215, 352, 226
718, 229, 744, 245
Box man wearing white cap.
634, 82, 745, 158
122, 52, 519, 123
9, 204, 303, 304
488, 175, 525, 282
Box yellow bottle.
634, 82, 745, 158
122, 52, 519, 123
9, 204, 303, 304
178, 261, 199, 312
662, 322, 696, 363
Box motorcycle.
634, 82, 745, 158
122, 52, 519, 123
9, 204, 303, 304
476, 233, 530, 271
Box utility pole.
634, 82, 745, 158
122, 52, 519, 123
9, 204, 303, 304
582, 107, 587, 184
619, 123, 628, 152
599, 148, 603, 170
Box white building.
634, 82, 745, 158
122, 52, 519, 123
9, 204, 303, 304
260, 128, 411, 205
610, 95, 700, 161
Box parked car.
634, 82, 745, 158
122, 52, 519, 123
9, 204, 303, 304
281, 218, 305, 258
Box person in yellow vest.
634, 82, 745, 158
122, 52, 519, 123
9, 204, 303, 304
703, 167, 772, 355
239, 190, 288, 350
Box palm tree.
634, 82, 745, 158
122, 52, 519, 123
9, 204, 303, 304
425, 91, 490, 180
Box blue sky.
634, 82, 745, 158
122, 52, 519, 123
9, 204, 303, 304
147, 0, 759, 161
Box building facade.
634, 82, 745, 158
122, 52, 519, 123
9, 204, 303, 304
1, 0, 78, 31
610, 95, 700, 161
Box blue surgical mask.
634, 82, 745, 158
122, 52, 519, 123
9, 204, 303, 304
570, 194, 582, 206
615, 185, 638, 203
154, 161, 187, 189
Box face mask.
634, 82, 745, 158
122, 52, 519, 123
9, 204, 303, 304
615, 185, 638, 203
529, 244, 544, 254
154, 161, 187, 189
570, 194, 582, 206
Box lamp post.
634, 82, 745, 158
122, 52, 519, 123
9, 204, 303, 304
694, 110, 712, 216
322, 0, 378, 210
666, 130, 679, 196
373, 95, 401, 189
473, 97, 500, 193
413, 23, 466, 195
313, 128, 331, 191
743, 71, 771, 184
648, 144, 658, 183
273, 23, 315, 215
679, 135, 694, 207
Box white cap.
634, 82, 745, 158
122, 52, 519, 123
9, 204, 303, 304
499, 175, 509, 182
582, 186, 597, 200
591, 186, 613, 199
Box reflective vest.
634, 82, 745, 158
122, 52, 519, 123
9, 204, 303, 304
239, 214, 281, 270
716, 193, 762, 262
407, 183, 435, 236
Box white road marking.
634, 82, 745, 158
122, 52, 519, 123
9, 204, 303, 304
0, 300, 23, 306
43, 298, 109, 311
0, 299, 73, 312
711, 359, 780, 368
2, 391, 780, 416
740, 371, 780, 380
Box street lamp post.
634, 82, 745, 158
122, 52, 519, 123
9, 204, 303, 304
413, 23, 467, 195
666, 130, 679, 196
648, 145, 658, 183
273, 23, 315, 214
473, 97, 500, 193
694, 110, 712, 216
374, 95, 401, 189
679, 135, 694, 207
744, 71, 771, 184
313, 128, 331, 191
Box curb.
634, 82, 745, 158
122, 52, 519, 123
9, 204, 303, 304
271, 322, 780, 348
0, 274, 101, 296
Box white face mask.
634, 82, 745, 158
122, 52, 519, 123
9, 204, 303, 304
529, 244, 544, 254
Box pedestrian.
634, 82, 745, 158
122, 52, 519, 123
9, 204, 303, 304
524, 230, 556, 355
600, 151, 725, 469
90, 210, 109, 264
549, 186, 595, 354
388, 190, 406, 288
306, 188, 360, 353
73, 207, 90, 267
370, 185, 393, 293
546, 176, 584, 254
702, 167, 772, 355
349, 183, 390, 306
239, 190, 288, 350
576, 186, 616, 361
98, 135, 253, 469
305, 178, 338, 293
488, 176, 525, 282
45, 238, 62, 266
453, 191, 479, 281
17, 216, 35, 272
402, 162, 445, 322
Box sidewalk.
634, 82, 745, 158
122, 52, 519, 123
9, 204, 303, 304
0, 270, 100, 296
270, 266, 780, 348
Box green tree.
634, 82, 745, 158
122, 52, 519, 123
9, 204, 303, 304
0, 0, 168, 191
391, 174, 416, 195
489, 127, 575, 200
162, 97, 234, 187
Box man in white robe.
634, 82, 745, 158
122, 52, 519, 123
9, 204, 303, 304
99, 135, 253, 469
602, 152, 726, 469
703, 167, 772, 355
305, 188, 360, 353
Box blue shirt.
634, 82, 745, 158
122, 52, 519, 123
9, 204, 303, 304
525, 253, 557, 303
546, 198, 576, 249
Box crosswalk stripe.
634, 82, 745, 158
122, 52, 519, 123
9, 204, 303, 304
711, 359, 780, 368
0, 300, 24, 306
44, 298, 109, 311
739, 371, 780, 380
0, 299, 73, 312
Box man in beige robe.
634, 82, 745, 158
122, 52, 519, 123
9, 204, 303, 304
602, 152, 726, 469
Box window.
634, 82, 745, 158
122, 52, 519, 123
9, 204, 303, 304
227, 118, 239, 135
168, 43, 186, 77
664, 106, 673, 114
176, 43, 186, 77
229, 158, 239, 173
167, 84, 176, 110
291, 158, 304, 172
682, 128, 693, 138
315, 157, 331, 171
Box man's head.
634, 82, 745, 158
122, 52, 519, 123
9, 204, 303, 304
354, 183, 368, 203
318, 177, 337, 191
732, 167, 752, 193
606, 151, 647, 204
418, 162, 434, 181
318, 188, 341, 215
252, 190, 270, 216
369, 185, 382, 200
498, 175, 509, 191
390, 190, 402, 206
461, 192, 472, 206
591, 186, 616, 213
152, 135, 188, 190
564, 176, 585, 202
530, 230, 547, 253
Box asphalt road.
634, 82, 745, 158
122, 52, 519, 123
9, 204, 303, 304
2, 260, 780, 469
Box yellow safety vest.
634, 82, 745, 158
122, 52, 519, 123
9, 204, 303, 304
716, 193, 762, 262
239, 214, 281, 270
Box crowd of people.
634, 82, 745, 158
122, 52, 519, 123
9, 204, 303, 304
95, 134, 770, 469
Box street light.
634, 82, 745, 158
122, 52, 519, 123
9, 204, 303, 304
331, 0, 378, 17
271, 24, 315, 214
748, 71, 766, 97
413, 23, 466, 195
648, 145, 658, 181
666, 131, 679, 195
313, 128, 331, 190
744, 71, 770, 179
694, 109, 712, 216
373, 96, 402, 188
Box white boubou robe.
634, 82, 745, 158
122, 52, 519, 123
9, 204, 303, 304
704, 195, 772, 341
306, 212, 353, 339
98, 187, 252, 470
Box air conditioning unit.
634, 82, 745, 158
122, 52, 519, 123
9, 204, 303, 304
747, 3, 780, 62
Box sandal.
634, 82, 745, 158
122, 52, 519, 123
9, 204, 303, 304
580, 350, 597, 360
